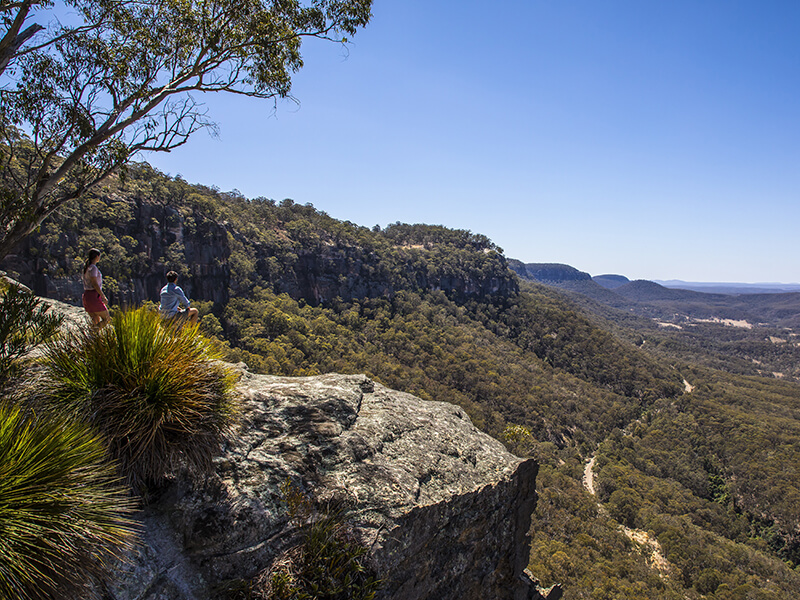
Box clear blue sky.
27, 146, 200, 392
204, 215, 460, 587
146, 0, 800, 283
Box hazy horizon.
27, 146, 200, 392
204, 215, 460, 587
508, 262, 800, 286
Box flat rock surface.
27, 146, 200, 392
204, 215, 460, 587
104, 370, 538, 600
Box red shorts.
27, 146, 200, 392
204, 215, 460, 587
82, 290, 108, 313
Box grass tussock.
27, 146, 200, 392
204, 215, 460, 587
0, 402, 137, 600
40, 306, 237, 491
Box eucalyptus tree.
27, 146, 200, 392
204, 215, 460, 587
0, 0, 373, 259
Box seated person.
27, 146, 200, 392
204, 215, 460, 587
159, 271, 199, 325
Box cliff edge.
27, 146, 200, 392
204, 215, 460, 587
108, 370, 541, 600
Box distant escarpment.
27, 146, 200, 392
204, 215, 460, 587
5, 194, 233, 306
508, 261, 591, 284
109, 371, 544, 600
1, 165, 517, 308
509, 260, 627, 305
592, 274, 629, 289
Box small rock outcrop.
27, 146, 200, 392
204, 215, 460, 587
109, 371, 540, 600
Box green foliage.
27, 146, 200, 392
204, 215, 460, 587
588, 380, 800, 596
529, 464, 685, 600
639, 321, 800, 381
39, 307, 237, 491
219, 287, 672, 447
12, 165, 519, 311
502, 424, 536, 457
595, 371, 800, 563
466, 287, 684, 401
236, 481, 380, 600
0, 284, 62, 383
0, 402, 137, 600
380, 222, 494, 249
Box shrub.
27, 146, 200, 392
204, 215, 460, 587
0, 284, 63, 384
0, 402, 137, 600
40, 306, 237, 492
234, 481, 380, 600
502, 423, 535, 457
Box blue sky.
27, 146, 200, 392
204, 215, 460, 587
146, 0, 800, 283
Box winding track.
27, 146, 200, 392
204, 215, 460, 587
582, 449, 672, 577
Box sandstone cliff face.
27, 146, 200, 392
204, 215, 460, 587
2, 198, 231, 307
109, 371, 541, 600
2, 191, 517, 309
269, 246, 516, 306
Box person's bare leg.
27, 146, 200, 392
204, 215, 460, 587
88, 310, 110, 330
96, 310, 110, 329
188, 307, 199, 325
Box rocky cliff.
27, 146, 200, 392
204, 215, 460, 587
107, 370, 546, 600
28, 294, 553, 599
1, 175, 518, 309
2, 196, 232, 307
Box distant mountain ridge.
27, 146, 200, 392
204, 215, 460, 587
509, 259, 800, 330
508, 260, 800, 296
593, 274, 629, 289
655, 280, 800, 295
1, 167, 518, 309
507, 260, 591, 283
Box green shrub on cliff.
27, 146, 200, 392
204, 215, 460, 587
40, 307, 237, 492
265, 481, 380, 600
0, 284, 62, 384
0, 402, 137, 600
223, 480, 380, 600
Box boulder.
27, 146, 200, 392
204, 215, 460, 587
109, 371, 540, 599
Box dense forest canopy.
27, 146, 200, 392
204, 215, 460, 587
4, 164, 800, 599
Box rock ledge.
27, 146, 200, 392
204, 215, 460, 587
107, 371, 539, 599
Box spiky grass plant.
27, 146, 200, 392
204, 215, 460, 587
40, 307, 237, 492
0, 402, 137, 600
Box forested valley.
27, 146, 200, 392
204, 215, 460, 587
5, 164, 800, 599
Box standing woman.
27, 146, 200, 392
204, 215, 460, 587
82, 248, 110, 329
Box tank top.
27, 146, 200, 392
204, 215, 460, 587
83, 264, 102, 291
